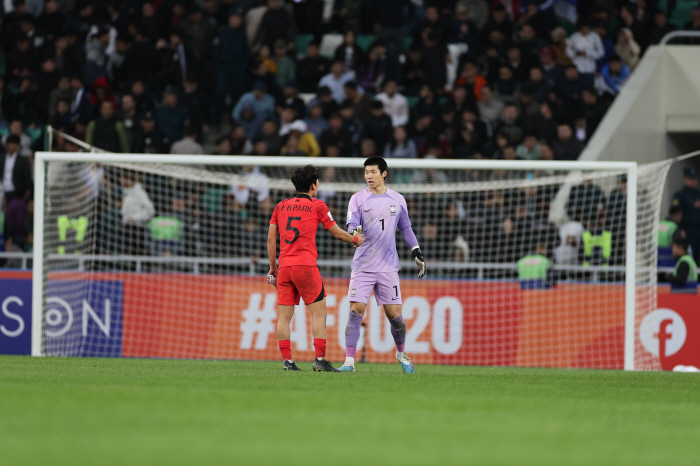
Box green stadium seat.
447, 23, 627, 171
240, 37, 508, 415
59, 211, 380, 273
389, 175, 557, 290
670, 1, 696, 29
357, 35, 377, 52
295, 34, 314, 58
406, 96, 419, 109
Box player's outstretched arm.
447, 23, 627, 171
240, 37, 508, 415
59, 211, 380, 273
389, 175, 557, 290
328, 224, 364, 246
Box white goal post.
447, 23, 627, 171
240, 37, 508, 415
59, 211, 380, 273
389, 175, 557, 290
33, 152, 667, 370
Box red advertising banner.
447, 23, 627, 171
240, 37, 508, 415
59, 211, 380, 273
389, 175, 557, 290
3, 271, 698, 370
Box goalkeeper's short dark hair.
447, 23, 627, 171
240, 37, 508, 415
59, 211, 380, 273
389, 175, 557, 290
291, 164, 319, 193
364, 156, 388, 175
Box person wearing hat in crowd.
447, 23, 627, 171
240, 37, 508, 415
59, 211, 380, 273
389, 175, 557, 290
667, 238, 698, 293
287, 120, 320, 157
133, 111, 169, 153
672, 167, 700, 263
233, 80, 275, 139
0, 134, 32, 208
213, 7, 250, 120
155, 86, 188, 150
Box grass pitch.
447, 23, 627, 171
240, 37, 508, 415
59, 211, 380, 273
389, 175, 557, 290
2, 357, 699, 465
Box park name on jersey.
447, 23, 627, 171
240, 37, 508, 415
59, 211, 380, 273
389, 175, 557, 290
281, 203, 313, 213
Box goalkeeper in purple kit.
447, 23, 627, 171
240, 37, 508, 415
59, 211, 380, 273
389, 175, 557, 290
339, 156, 426, 373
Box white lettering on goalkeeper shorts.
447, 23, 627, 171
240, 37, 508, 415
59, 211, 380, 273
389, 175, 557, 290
240, 293, 277, 350
639, 309, 687, 357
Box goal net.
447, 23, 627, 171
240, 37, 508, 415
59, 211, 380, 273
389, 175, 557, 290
33, 152, 671, 370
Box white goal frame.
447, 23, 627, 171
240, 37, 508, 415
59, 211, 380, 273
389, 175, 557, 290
32, 152, 639, 370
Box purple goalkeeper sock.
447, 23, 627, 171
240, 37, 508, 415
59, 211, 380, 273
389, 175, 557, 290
345, 311, 363, 357
390, 316, 406, 353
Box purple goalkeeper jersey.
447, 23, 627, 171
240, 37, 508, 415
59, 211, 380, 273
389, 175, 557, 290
346, 187, 419, 272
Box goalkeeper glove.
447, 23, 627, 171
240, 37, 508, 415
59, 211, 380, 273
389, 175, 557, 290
412, 247, 426, 278
351, 225, 362, 247
267, 274, 277, 289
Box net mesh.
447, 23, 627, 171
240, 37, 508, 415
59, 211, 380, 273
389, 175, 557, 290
38, 154, 671, 369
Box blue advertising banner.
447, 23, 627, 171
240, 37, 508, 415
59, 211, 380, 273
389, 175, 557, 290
45, 280, 124, 357
0, 278, 32, 355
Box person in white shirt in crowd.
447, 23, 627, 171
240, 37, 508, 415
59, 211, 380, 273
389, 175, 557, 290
318, 60, 356, 104
229, 166, 270, 205
556, 216, 585, 265
120, 171, 156, 257
170, 125, 204, 154
566, 19, 604, 85
375, 79, 409, 127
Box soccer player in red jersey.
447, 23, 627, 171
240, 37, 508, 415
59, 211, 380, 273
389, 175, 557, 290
267, 165, 365, 371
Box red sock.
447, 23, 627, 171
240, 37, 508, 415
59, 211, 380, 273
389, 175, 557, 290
279, 340, 292, 360
314, 338, 326, 359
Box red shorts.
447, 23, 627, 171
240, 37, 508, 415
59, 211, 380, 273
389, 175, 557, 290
277, 266, 326, 306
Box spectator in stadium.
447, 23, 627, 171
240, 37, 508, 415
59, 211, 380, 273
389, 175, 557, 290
0, 134, 32, 207
552, 122, 584, 161
402, 43, 426, 96
567, 178, 605, 224
556, 212, 585, 265
280, 133, 306, 157
526, 67, 551, 104
549, 27, 572, 67
659, 205, 686, 268
155, 87, 188, 150
615, 27, 641, 71
277, 80, 306, 124
120, 171, 155, 257
288, 120, 321, 157
453, 61, 487, 104
478, 84, 504, 128
86, 101, 129, 153
557, 65, 587, 107
672, 167, 700, 263
256, 0, 296, 52
232, 81, 275, 140
170, 125, 204, 155
343, 81, 371, 122
464, 0, 489, 31
272, 39, 296, 89
606, 174, 628, 265
538, 46, 564, 89
580, 88, 606, 134
362, 100, 394, 155
493, 65, 519, 104
599, 55, 630, 96
385, 126, 417, 159
421, 30, 448, 92
375, 79, 409, 128
69, 73, 93, 124
304, 101, 329, 141
566, 19, 604, 84
260, 119, 282, 155
180, 4, 216, 62
333, 29, 364, 72
494, 104, 526, 147
296, 40, 330, 93
318, 60, 356, 104
339, 101, 363, 149
319, 112, 353, 157
132, 111, 169, 154
516, 133, 541, 160
213, 8, 250, 118
3, 121, 32, 157
518, 242, 556, 289
667, 238, 698, 292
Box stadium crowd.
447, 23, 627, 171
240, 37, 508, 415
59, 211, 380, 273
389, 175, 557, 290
0, 0, 699, 280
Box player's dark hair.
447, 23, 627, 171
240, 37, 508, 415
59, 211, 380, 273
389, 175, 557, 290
291, 164, 319, 193
364, 156, 388, 177
673, 238, 689, 251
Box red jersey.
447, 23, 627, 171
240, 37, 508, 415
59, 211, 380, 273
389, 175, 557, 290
270, 194, 336, 267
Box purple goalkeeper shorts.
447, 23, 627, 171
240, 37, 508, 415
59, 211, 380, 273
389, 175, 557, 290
348, 271, 402, 305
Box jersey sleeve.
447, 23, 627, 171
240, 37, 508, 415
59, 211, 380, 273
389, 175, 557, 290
270, 203, 279, 225
346, 194, 362, 231
397, 197, 419, 249
316, 200, 336, 230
